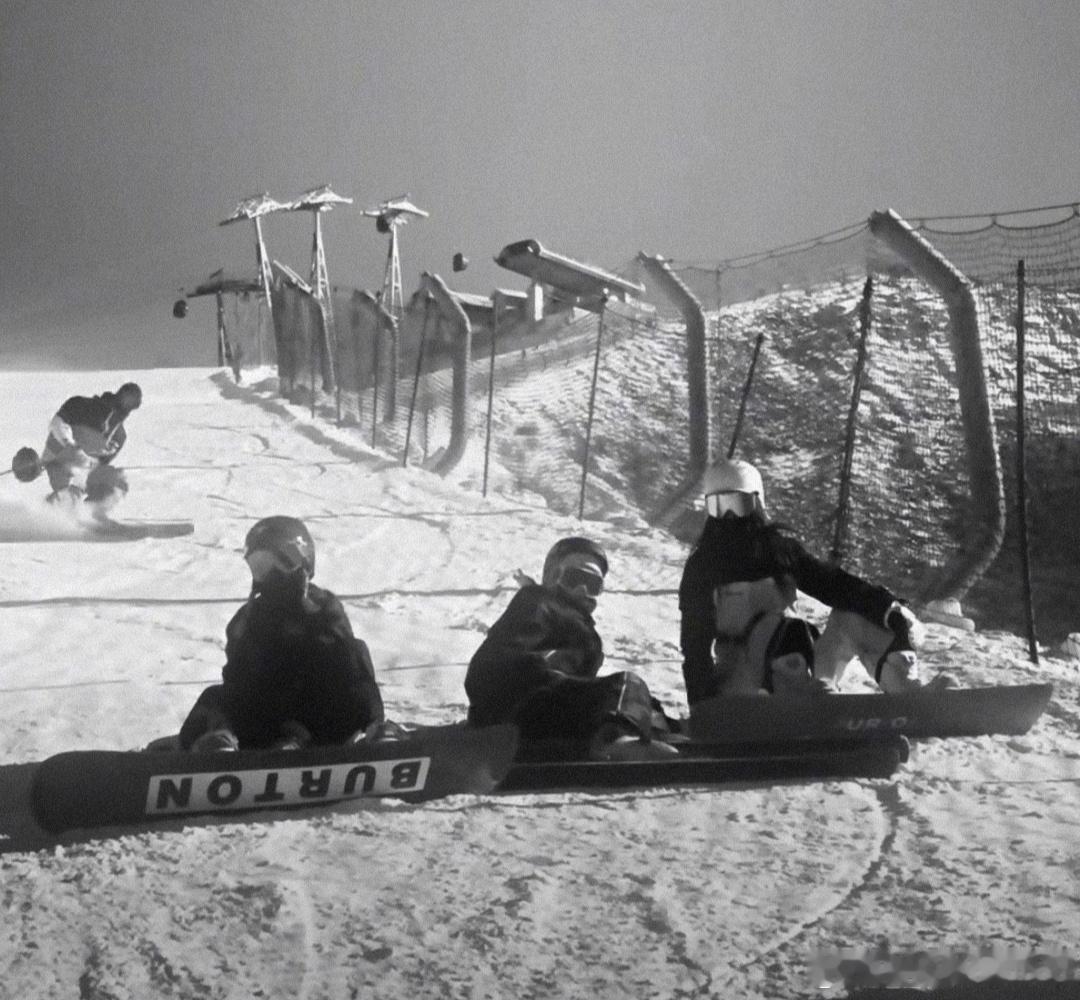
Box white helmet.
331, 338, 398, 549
701, 459, 765, 518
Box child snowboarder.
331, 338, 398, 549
679, 459, 944, 704
178, 516, 385, 752
36, 381, 143, 520
465, 536, 678, 760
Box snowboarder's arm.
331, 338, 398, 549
789, 540, 898, 626
47, 413, 78, 449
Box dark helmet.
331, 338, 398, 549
244, 516, 316, 577
116, 382, 143, 411
541, 536, 608, 586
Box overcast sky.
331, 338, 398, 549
2, 0, 1078, 367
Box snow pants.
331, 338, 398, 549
713, 608, 912, 695
813, 609, 917, 688
43, 441, 128, 504
513, 670, 669, 743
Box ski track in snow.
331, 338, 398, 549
1, 368, 1078, 1000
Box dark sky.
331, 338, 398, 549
2, 0, 1078, 368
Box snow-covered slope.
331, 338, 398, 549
1, 368, 1077, 999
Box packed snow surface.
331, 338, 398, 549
1, 368, 1078, 999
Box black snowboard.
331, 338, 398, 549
31, 723, 518, 833
687, 684, 1053, 744
88, 518, 195, 540
500, 736, 907, 792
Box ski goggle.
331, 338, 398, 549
244, 545, 305, 582
705, 491, 758, 518
557, 564, 605, 597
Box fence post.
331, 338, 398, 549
331, 293, 342, 426
371, 307, 381, 448
403, 296, 433, 467
1015, 259, 1040, 663
309, 313, 318, 420
727, 330, 766, 459
215, 292, 225, 367
869, 209, 1005, 603
482, 291, 500, 497
578, 299, 607, 520
831, 275, 873, 564
352, 296, 364, 428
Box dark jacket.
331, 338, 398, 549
679, 515, 900, 704
465, 582, 605, 728
216, 582, 384, 747
51, 392, 131, 460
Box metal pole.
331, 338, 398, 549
403, 297, 433, 466
216, 292, 225, 367
371, 298, 381, 448
1015, 259, 1040, 663
309, 313, 318, 420
578, 299, 607, 520
482, 292, 500, 496
831, 275, 873, 564
727, 330, 765, 459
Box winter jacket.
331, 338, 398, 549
45, 392, 131, 461
216, 583, 384, 747
679, 515, 900, 705
465, 582, 605, 728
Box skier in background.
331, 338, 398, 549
177, 516, 385, 752
38, 381, 143, 520
679, 458, 948, 705
465, 536, 679, 761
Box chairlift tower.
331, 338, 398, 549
285, 184, 353, 329
363, 194, 429, 323
219, 193, 286, 313
362, 195, 429, 419
219, 193, 287, 365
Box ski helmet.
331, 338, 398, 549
541, 536, 608, 587
701, 459, 765, 518
244, 516, 316, 578
116, 382, 142, 411
11, 446, 42, 483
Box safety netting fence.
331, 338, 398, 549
670, 204, 1080, 641
262, 202, 1080, 641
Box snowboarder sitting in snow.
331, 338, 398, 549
679, 459, 947, 705
177, 516, 385, 752
38, 381, 142, 520
465, 536, 678, 761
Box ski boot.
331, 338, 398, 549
270, 720, 312, 751
46, 485, 85, 510
589, 717, 679, 762
346, 719, 412, 745
878, 651, 956, 694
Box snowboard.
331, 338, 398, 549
500, 736, 907, 792
87, 518, 195, 540
687, 683, 1053, 745
30, 723, 518, 833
